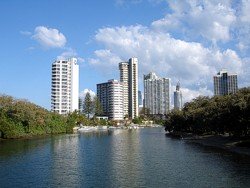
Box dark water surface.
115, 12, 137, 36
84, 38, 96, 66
0, 128, 249, 188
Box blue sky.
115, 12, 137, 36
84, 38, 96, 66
0, 0, 249, 109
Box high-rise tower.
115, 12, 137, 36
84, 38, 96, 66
174, 82, 183, 110
97, 79, 123, 120
144, 72, 171, 115
119, 57, 138, 119
51, 58, 79, 114
214, 70, 238, 96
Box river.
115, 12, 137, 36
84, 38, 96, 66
0, 127, 249, 188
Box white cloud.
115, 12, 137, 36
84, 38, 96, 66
32, 26, 66, 48
88, 0, 248, 102
88, 24, 246, 102
79, 89, 96, 99
181, 87, 213, 104
235, 0, 250, 52
240, 0, 250, 23
152, 0, 236, 43
57, 48, 84, 63
91, 25, 243, 89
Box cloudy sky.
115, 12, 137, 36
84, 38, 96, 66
0, 0, 249, 109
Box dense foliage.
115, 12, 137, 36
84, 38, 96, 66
164, 88, 250, 137
0, 95, 93, 139
83, 92, 93, 119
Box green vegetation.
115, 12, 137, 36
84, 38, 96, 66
93, 96, 103, 116
83, 92, 93, 119
164, 88, 250, 137
132, 116, 143, 124
0, 95, 94, 139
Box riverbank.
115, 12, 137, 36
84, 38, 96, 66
166, 133, 250, 156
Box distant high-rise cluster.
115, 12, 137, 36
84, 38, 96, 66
144, 72, 171, 115
50, 57, 240, 119
51, 58, 79, 115
174, 82, 182, 110
97, 57, 138, 120
213, 70, 238, 96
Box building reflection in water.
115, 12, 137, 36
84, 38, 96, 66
110, 129, 146, 187
50, 135, 81, 187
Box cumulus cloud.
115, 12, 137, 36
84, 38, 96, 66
181, 87, 213, 104
235, 0, 250, 52
57, 48, 84, 63
91, 25, 243, 88
79, 89, 96, 99
152, 0, 236, 43
32, 26, 66, 48
88, 0, 248, 102
57, 48, 85, 63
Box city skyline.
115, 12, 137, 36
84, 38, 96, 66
0, 0, 250, 109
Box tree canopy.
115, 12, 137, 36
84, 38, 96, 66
164, 88, 250, 137
83, 92, 93, 119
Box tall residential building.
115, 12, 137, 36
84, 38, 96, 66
79, 97, 83, 113
214, 70, 238, 96
97, 79, 123, 120
51, 58, 79, 115
174, 82, 183, 110
144, 72, 171, 115
119, 57, 138, 119
138, 90, 142, 106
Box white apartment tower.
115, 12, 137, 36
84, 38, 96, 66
97, 79, 123, 120
108, 80, 124, 120
144, 72, 171, 115
51, 58, 79, 115
214, 70, 238, 96
119, 57, 138, 119
174, 82, 183, 110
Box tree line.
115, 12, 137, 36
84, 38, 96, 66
164, 88, 250, 137
0, 93, 104, 139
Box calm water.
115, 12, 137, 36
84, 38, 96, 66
0, 128, 250, 188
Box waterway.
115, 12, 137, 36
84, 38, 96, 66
0, 128, 249, 187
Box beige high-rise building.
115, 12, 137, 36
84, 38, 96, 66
119, 57, 138, 119
119, 62, 129, 117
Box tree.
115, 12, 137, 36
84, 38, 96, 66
83, 92, 93, 119
93, 96, 103, 116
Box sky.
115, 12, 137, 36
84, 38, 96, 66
0, 0, 249, 109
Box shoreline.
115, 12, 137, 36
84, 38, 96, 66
166, 133, 250, 156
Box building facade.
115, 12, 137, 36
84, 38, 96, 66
51, 58, 79, 115
119, 57, 138, 119
144, 72, 171, 115
214, 70, 238, 96
138, 90, 142, 106
97, 82, 109, 116
97, 79, 124, 120
174, 82, 183, 110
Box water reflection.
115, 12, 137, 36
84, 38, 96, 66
0, 128, 249, 188
110, 129, 145, 187
49, 135, 80, 187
